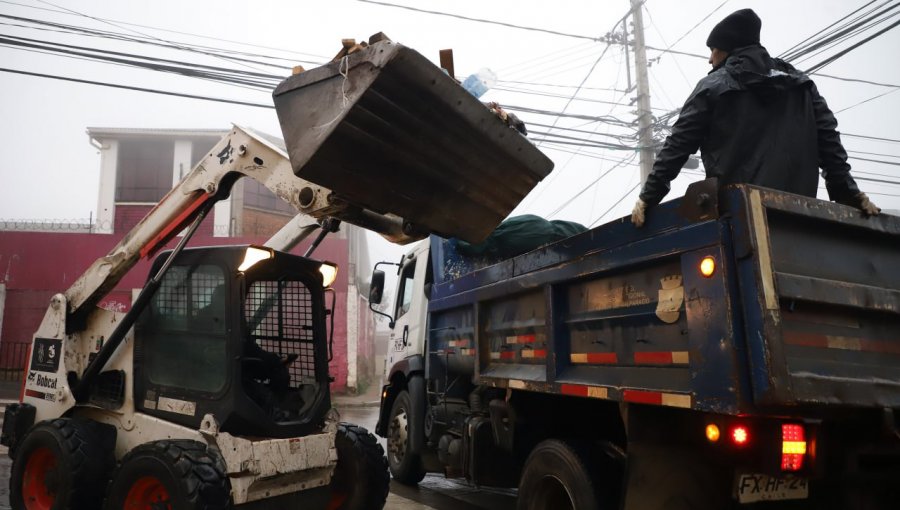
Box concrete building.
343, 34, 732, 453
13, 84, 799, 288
0, 127, 379, 393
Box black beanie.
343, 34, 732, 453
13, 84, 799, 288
706, 9, 761, 52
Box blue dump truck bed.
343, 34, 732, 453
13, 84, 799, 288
425, 181, 900, 415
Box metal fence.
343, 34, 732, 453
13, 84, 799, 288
0, 342, 29, 383
0, 218, 96, 233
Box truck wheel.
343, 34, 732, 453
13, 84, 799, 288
10, 418, 113, 510
386, 390, 426, 485
103, 440, 230, 510
517, 440, 600, 510
327, 423, 390, 510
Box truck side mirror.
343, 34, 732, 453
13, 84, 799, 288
369, 270, 385, 304
368, 265, 395, 327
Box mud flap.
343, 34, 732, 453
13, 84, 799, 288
623, 441, 729, 510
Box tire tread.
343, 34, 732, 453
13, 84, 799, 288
105, 439, 230, 510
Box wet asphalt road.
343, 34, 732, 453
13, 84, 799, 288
0, 404, 516, 510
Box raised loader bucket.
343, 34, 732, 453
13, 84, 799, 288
272, 40, 554, 244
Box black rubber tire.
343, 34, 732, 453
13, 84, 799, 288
10, 418, 114, 510
327, 422, 390, 510
517, 439, 601, 510
385, 390, 426, 485
103, 439, 230, 510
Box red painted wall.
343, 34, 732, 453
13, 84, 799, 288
0, 230, 351, 392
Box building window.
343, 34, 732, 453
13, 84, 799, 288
116, 139, 174, 202
190, 137, 221, 168
244, 179, 295, 214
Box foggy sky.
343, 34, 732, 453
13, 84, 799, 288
1, 0, 898, 247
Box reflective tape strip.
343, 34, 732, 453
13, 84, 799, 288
560, 384, 609, 399
623, 389, 692, 408
449, 339, 470, 348
460, 348, 475, 356
500, 351, 515, 360
634, 351, 690, 365
521, 349, 547, 359
508, 379, 527, 389
784, 331, 900, 355
661, 393, 692, 408
570, 352, 618, 364
672, 351, 690, 364
623, 389, 662, 405
506, 334, 537, 344
490, 352, 501, 360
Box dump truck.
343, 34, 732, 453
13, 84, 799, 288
1, 37, 554, 509
371, 179, 900, 509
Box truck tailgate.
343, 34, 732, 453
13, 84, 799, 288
732, 187, 900, 407
272, 41, 553, 244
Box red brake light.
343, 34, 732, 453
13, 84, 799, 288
731, 425, 749, 445
782, 423, 807, 471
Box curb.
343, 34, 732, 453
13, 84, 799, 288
333, 400, 381, 409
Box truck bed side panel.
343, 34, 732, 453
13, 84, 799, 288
728, 187, 900, 407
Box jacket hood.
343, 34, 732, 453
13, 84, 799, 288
721, 45, 809, 92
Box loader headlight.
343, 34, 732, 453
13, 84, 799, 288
319, 262, 338, 288
238, 246, 274, 272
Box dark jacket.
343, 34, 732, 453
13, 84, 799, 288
639, 45, 860, 206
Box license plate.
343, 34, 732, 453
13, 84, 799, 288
736, 473, 808, 503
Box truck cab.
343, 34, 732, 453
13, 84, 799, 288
385, 241, 431, 375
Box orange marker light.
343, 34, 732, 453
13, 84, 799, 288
731, 425, 749, 445
699, 256, 716, 277
705, 424, 721, 442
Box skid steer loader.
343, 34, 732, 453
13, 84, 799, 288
1, 37, 553, 509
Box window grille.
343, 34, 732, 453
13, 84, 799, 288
245, 280, 316, 384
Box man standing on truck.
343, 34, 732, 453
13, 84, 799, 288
631, 8, 880, 227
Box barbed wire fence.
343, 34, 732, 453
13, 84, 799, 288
0, 218, 97, 232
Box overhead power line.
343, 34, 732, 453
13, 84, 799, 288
780, 0, 881, 59
0, 1, 328, 61
664, 0, 730, 51
498, 79, 629, 93
590, 180, 642, 227
0, 14, 309, 69
0, 67, 275, 108
33, 0, 273, 74
782, 0, 899, 63
837, 87, 900, 113
804, 17, 900, 73
355, 0, 605, 41
844, 132, 900, 143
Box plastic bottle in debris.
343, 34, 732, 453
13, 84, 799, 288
461, 68, 497, 98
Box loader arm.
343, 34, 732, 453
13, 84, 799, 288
64, 125, 410, 328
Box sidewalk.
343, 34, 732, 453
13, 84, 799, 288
331, 382, 382, 408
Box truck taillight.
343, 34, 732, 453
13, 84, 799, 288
731, 425, 750, 446
781, 423, 807, 471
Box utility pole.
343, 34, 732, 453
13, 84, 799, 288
630, 0, 655, 184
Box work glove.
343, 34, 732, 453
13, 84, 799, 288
855, 192, 881, 216
631, 198, 648, 228
839, 192, 881, 216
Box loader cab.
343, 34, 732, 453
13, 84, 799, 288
133, 245, 333, 438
